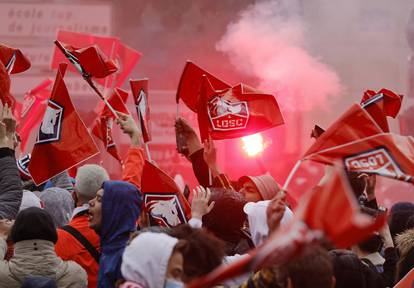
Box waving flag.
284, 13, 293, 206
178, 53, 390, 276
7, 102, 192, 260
0, 61, 16, 109
92, 88, 129, 161
188, 164, 386, 288
141, 160, 191, 227
17, 153, 31, 180
394, 267, 414, 288
28, 64, 99, 185
0, 44, 31, 74
52, 30, 141, 87
130, 79, 151, 142
176, 61, 231, 112
361, 89, 403, 132
304, 103, 383, 158
197, 76, 284, 141
305, 133, 414, 183
15, 79, 53, 151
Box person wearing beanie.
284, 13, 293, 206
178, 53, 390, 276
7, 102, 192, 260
121, 232, 187, 288
238, 174, 282, 202
389, 202, 414, 242
38, 187, 74, 228
0, 207, 87, 288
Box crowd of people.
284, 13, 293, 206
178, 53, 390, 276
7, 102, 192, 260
0, 98, 412, 288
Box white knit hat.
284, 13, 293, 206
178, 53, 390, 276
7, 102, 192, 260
75, 164, 109, 200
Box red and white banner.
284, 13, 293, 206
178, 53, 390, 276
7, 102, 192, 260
197, 76, 284, 141
141, 160, 191, 228
130, 78, 151, 143
28, 64, 99, 185
0, 44, 31, 74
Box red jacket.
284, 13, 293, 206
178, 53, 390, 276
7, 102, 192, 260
55, 211, 100, 288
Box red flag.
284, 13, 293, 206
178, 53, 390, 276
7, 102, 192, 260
361, 89, 403, 132
394, 267, 414, 288
197, 76, 284, 141
176, 61, 231, 112
16, 79, 53, 152
92, 88, 129, 161
305, 133, 414, 183
0, 44, 31, 74
304, 103, 383, 158
188, 164, 385, 288
52, 30, 141, 87
0, 61, 16, 109
141, 160, 191, 227
130, 79, 151, 142
28, 64, 99, 185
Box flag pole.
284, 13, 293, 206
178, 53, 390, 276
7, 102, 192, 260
282, 159, 302, 191
54, 40, 119, 119
144, 143, 152, 162
101, 40, 117, 103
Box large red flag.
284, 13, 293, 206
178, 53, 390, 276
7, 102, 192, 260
92, 88, 129, 162
0, 44, 31, 74
361, 89, 403, 132
188, 164, 386, 288
176, 61, 231, 112
16, 79, 53, 152
305, 133, 414, 183
28, 64, 99, 185
141, 160, 191, 227
304, 103, 383, 158
130, 79, 151, 142
197, 76, 284, 141
52, 30, 141, 87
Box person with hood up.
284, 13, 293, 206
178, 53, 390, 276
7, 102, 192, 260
88, 179, 142, 287
0, 207, 87, 287
120, 232, 187, 288
38, 187, 74, 228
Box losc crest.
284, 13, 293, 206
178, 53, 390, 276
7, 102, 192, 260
207, 96, 249, 131
144, 193, 187, 227
344, 147, 412, 182
36, 100, 63, 144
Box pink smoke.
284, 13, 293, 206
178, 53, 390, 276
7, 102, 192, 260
216, 0, 342, 111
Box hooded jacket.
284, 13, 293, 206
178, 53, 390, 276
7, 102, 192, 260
97, 180, 142, 288
121, 232, 179, 288
0, 148, 22, 219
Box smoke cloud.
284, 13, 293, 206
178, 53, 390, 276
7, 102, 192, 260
216, 0, 342, 111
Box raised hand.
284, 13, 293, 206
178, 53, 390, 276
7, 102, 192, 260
191, 186, 215, 220
175, 117, 202, 156
0, 104, 16, 149
203, 135, 221, 177
266, 191, 287, 233
116, 111, 143, 147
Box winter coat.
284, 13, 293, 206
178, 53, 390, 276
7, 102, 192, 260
0, 238, 87, 288
0, 148, 22, 219
97, 181, 142, 288
56, 208, 100, 288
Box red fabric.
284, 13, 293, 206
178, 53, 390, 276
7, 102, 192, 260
360, 88, 403, 132
141, 160, 191, 227
197, 76, 284, 141
130, 79, 151, 142
92, 88, 129, 161
176, 61, 231, 112
15, 79, 53, 152
394, 267, 414, 288
122, 147, 145, 190
0, 61, 15, 110
52, 30, 141, 87
306, 133, 414, 183
55, 214, 100, 288
0, 44, 31, 74
304, 103, 383, 158
188, 164, 386, 288
28, 63, 99, 185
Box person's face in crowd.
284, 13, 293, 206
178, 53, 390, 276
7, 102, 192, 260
165, 250, 184, 286
239, 180, 262, 202
88, 188, 103, 233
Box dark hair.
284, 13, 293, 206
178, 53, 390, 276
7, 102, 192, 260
358, 233, 382, 254
280, 245, 334, 288
201, 188, 247, 243
11, 207, 58, 244
389, 202, 414, 240
168, 224, 225, 282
